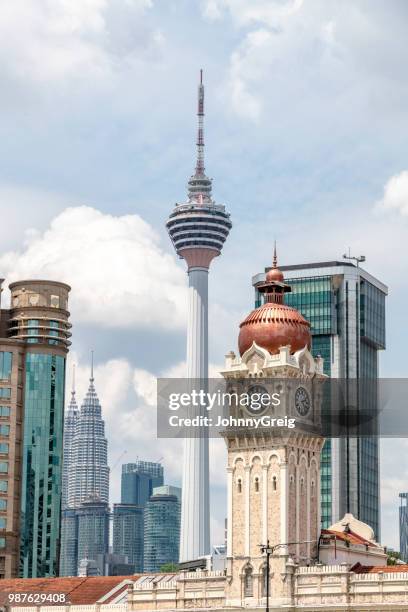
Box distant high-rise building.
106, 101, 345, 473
400, 493, 408, 562
112, 461, 164, 573
76, 497, 110, 577
252, 259, 387, 536
121, 462, 163, 506
143, 487, 181, 572
112, 504, 144, 573
67, 361, 109, 507
0, 279, 71, 579
60, 362, 110, 576
166, 71, 232, 561
62, 367, 79, 510
59, 508, 78, 577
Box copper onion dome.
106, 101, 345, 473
238, 246, 311, 356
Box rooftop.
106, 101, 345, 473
0, 576, 137, 605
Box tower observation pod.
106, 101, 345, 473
166, 71, 232, 562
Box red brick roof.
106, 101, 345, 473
0, 576, 138, 604
321, 528, 378, 547
352, 563, 408, 574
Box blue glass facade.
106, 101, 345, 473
400, 493, 408, 562
121, 462, 164, 506
20, 352, 66, 578
143, 494, 180, 572
113, 504, 144, 573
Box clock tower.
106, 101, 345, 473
220, 250, 326, 608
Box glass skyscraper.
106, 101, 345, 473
400, 493, 408, 562
112, 461, 164, 573
121, 461, 164, 505
112, 504, 144, 573
143, 487, 181, 572
0, 279, 71, 578
253, 260, 387, 536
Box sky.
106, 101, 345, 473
0, 0, 408, 549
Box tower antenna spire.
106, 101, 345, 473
72, 364, 76, 396
90, 350, 94, 383
195, 69, 205, 177
273, 240, 278, 268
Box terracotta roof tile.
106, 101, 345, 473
352, 563, 408, 574
0, 576, 139, 605
321, 528, 378, 547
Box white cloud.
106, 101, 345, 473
0, 0, 157, 83
375, 170, 408, 217
202, 0, 303, 27
0, 205, 187, 331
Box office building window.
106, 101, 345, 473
0, 463, 8, 473
0, 352, 12, 381
0, 537, 5, 548
0, 499, 7, 510
0, 425, 9, 436
49, 321, 59, 345
0, 407, 10, 417
0, 480, 7, 492
27, 319, 39, 344
0, 517, 6, 529
0, 389, 11, 399
0, 444, 8, 454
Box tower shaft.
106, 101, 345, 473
180, 267, 210, 561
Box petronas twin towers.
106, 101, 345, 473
60, 361, 110, 576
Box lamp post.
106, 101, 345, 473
259, 539, 317, 612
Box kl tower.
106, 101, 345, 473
166, 71, 232, 562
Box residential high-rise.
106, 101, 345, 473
112, 461, 164, 573
252, 259, 387, 536
400, 493, 408, 562
166, 71, 232, 561
0, 279, 71, 579
143, 487, 181, 572
60, 362, 110, 576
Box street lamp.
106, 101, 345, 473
259, 539, 317, 612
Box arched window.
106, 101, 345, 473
300, 477, 305, 494
311, 479, 315, 497
244, 566, 253, 597
237, 478, 242, 493
272, 475, 277, 491
254, 476, 260, 492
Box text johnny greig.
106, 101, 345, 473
167, 390, 297, 430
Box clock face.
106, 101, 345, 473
295, 386, 310, 417
247, 385, 269, 415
